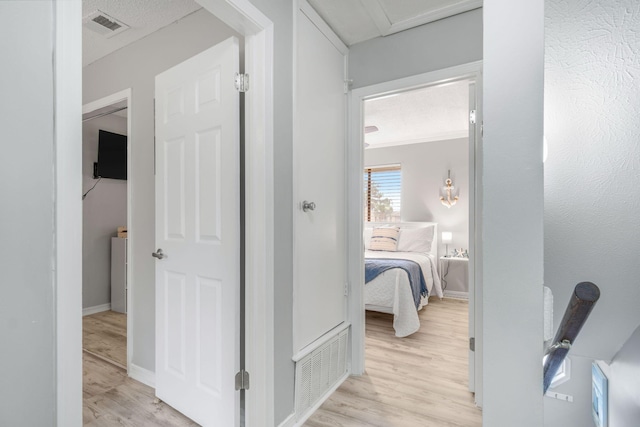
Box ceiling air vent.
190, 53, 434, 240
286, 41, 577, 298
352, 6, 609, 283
83, 10, 129, 38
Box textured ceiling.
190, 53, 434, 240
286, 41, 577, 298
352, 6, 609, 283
364, 80, 469, 148
82, 0, 202, 66
308, 0, 482, 46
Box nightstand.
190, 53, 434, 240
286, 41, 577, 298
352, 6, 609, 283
439, 256, 469, 298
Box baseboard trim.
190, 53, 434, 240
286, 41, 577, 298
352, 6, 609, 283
288, 372, 349, 427
82, 303, 111, 316
129, 363, 156, 388
444, 290, 469, 300
277, 412, 296, 427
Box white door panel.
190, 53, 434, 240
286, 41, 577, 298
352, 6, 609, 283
293, 9, 347, 352
155, 36, 239, 427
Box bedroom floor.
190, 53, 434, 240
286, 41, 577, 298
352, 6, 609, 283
304, 298, 481, 427
82, 311, 199, 426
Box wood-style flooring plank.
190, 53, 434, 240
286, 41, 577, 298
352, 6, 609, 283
304, 297, 482, 427
82, 311, 199, 426
83, 310, 127, 369
83, 352, 199, 426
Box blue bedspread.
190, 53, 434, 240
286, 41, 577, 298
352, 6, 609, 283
365, 258, 428, 308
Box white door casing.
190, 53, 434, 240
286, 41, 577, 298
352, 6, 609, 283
468, 81, 477, 394
293, 2, 348, 354
155, 37, 240, 426
82, 88, 134, 374
347, 62, 483, 376
469, 75, 484, 408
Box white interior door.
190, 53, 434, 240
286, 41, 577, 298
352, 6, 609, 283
154, 36, 240, 427
293, 6, 348, 353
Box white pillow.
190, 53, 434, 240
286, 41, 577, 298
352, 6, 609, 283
364, 224, 396, 249
369, 227, 400, 251
397, 226, 434, 253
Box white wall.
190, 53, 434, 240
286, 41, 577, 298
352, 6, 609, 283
607, 325, 640, 426
82, 114, 128, 309
483, 0, 544, 425
544, 355, 595, 426
364, 139, 469, 256
0, 2, 56, 425
544, 0, 640, 425
243, 1, 295, 423
83, 8, 242, 375
349, 8, 482, 89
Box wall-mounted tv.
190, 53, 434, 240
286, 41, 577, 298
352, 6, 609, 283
95, 130, 127, 180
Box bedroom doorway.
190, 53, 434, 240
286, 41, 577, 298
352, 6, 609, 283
346, 61, 483, 414
81, 90, 132, 373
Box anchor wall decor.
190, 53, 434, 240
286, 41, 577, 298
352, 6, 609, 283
439, 170, 459, 208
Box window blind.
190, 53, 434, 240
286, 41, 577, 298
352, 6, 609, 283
364, 165, 402, 223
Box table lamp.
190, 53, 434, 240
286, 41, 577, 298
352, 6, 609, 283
442, 231, 453, 257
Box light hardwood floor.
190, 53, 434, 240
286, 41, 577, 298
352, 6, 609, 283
83, 352, 199, 426
83, 310, 127, 369
305, 298, 481, 427
83, 310, 199, 426
82, 301, 479, 426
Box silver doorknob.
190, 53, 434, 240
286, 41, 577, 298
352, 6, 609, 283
152, 248, 167, 259
302, 200, 316, 212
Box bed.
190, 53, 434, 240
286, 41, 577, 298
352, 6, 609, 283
364, 222, 443, 337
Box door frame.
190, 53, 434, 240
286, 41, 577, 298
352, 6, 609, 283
54, 1, 275, 426
347, 61, 483, 400
82, 89, 134, 374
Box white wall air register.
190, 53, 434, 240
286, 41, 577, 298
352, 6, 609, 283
83, 10, 130, 38
294, 327, 349, 422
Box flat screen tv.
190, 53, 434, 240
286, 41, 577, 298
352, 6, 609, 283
96, 130, 127, 180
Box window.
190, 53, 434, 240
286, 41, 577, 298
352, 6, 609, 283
364, 165, 402, 222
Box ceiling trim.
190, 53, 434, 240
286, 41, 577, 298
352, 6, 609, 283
359, 0, 391, 35
366, 131, 469, 150
299, 0, 348, 54
361, 0, 483, 37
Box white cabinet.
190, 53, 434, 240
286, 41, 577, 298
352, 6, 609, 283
111, 237, 127, 313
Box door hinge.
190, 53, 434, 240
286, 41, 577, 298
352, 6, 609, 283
469, 109, 476, 124
153, 98, 156, 176
235, 369, 250, 391
344, 282, 349, 297
344, 79, 353, 94
235, 73, 249, 93
469, 337, 475, 352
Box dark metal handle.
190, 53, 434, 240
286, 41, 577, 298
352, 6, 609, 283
543, 281, 600, 393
